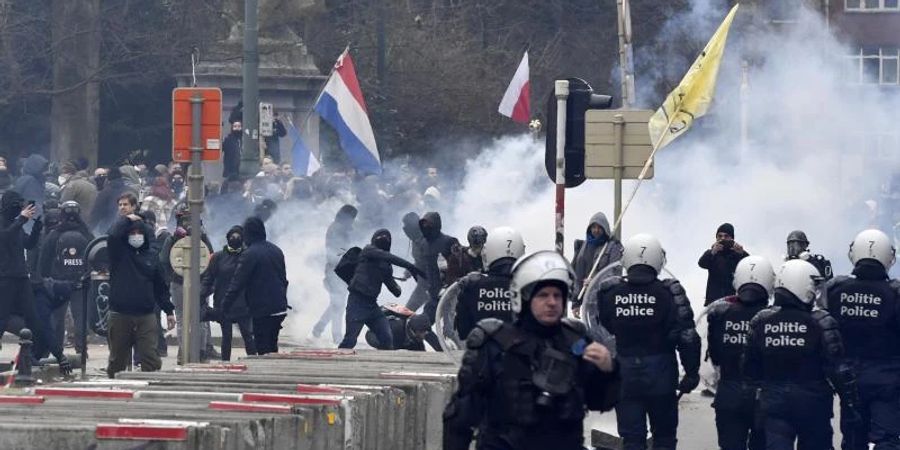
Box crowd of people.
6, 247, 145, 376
1, 149, 900, 449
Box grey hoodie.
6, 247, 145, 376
572, 211, 624, 304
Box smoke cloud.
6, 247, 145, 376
252, 3, 897, 349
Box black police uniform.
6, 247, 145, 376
443, 316, 619, 450
706, 287, 769, 450
454, 258, 515, 341
744, 290, 859, 450
789, 254, 834, 281
826, 259, 900, 450
596, 265, 701, 450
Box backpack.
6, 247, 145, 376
334, 246, 362, 284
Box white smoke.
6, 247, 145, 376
268, 3, 897, 344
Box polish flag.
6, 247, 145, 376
498, 52, 530, 124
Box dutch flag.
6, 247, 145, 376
315, 49, 381, 175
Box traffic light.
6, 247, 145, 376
545, 78, 613, 187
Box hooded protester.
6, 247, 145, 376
90, 167, 138, 234
571, 212, 624, 313
13, 154, 48, 217
338, 229, 425, 350
58, 162, 97, 224
201, 225, 258, 361
106, 212, 175, 377
0, 192, 64, 367
222, 217, 289, 355
313, 205, 358, 343
365, 310, 440, 352
222, 121, 242, 180
38, 201, 93, 354
402, 211, 456, 321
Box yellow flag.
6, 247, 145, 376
648, 4, 739, 151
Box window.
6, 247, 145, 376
846, 0, 900, 11
846, 47, 900, 85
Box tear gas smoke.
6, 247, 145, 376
232, 3, 897, 345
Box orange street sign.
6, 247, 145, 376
172, 88, 223, 162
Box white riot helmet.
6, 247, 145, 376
508, 251, 575, 315
848, 229, 896, 270
733, 255, 776, 295
621, 233, 666, 273
775, 259, 822, 305
482, 226, 526, 268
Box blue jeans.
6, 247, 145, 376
338, 292, 392, 350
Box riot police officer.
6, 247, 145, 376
825, 229, 900, 450
744, 259, 860, 449
443, 251, 619, 450
452, 226, 525, 340
785, 230, 833, 280
707, 255, 774, 450
595, 233, 701, 450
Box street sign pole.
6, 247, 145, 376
612, 114, 625, 240
240, 0, 260, 178
554, 80, 569, 256
184, 93, 205, 364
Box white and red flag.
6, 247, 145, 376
498, 52, 530, 124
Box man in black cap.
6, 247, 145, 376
698, 223, 749, 306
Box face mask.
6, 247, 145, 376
128, 234, 145, 249
787, 242, 806, 258
95, 176, 107, 190
228, 237, 243, 249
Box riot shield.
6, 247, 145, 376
579, 262, 678, 357
434, 281, 463, 355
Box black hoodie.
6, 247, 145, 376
0, 191, 42, 278
402, 211, 455, 303
201, 225, 251, 320
107, 216, 174, 316
222, 217, 289, 318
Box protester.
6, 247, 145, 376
104, 208, 175, 377
222, 217, 289, 355
698, 222, 749, 305
58, 161, 97, 224
201, 225, 258, 361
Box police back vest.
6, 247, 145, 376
826, 276, 900, 359
599, 278, 675, 357
52, 229, 90, 281
751, 306, 825, 383
461, 274, 513, 323
707, 297, 767, 380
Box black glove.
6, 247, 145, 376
678, 373, 700, 394
57, 355, 73, 377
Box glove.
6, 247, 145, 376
678, 373, 700, 394
57, 355, 73, 377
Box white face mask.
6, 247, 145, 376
128, 234, 145, 249
58, 175, 68, 185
